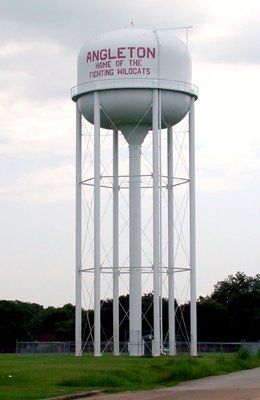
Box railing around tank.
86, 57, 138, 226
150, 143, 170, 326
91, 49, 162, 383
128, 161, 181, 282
71, 78, 199, 101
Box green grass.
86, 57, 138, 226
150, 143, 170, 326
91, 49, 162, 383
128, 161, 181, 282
0, 352, 260, 400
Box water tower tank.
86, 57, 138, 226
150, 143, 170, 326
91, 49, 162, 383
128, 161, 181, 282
71, 28, 197, 132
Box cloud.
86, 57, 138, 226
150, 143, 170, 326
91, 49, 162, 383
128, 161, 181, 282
0, 41, 75, 101
0, 0, 87, 47
1, 0, 260, 307
0, 99, 74, 153
193, 25, 260, 65
3, 0, 259, 110
1, 164, 74, 204
196, 131, 260, 193
0, 0, 212, 49
190, 1, 260, 65
0, 98, 74, 190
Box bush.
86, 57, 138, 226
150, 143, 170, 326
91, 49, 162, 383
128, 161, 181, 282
237, 347, 251, 360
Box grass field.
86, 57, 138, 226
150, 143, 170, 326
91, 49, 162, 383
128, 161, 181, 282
0, 351, 260, 400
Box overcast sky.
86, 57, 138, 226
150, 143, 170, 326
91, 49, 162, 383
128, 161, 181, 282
0, 0, 260, 307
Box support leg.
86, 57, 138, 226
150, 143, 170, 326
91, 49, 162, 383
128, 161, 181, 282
167, 126, 176, 356
113, 129, 120, 356
94, 92, 101, 357
75, 104, 82, 357
152, 89, 160, 357
189, 97, 197, 357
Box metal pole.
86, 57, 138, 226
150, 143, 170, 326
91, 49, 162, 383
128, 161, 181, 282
75, 104, 82, 356
158, 91, 163, 354
129, 139, 142, 356
122, 126, 147, 356
94, 91, 101, 357
113, 129, 120, 356
189, 97, 197, 356
167, 126, 176, 356
152, 89, 160, 356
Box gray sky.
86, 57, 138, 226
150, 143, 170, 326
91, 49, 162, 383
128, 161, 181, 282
0, 0, 260, 307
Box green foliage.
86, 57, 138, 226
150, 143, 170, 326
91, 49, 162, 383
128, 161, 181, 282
197, 297, 229, 341
1, 353, 260, 399
0, 301, 76, 351
200, 271, 260, 341
236, 347, 251, 360
0, 271, 260, 350
211, 272, 260, 306
0, 300, 45, 351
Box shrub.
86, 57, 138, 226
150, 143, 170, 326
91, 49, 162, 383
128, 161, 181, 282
237, 347, 251, 360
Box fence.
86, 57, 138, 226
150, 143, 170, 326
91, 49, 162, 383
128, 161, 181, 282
241, 342, 260, 355
16, 341, 246, 355
16, 341, 75, 354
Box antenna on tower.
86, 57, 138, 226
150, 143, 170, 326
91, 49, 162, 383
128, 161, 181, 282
157, 25, 193, 48
185, 25, 193, 48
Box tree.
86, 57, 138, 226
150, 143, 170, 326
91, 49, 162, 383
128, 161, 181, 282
211, 272, 260, 305
197, 297, 230, 341
0, 300, 44, 351
1, 272, 259, 352
209, 272, 260, 341
41, 304, 75, 341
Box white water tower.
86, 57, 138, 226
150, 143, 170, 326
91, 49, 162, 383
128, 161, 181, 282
71, 28, 198, 357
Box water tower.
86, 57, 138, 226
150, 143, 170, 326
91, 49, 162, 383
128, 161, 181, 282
71, 28, 198, 357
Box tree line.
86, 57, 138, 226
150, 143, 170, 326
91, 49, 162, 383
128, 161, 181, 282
0, 272, 259, 352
